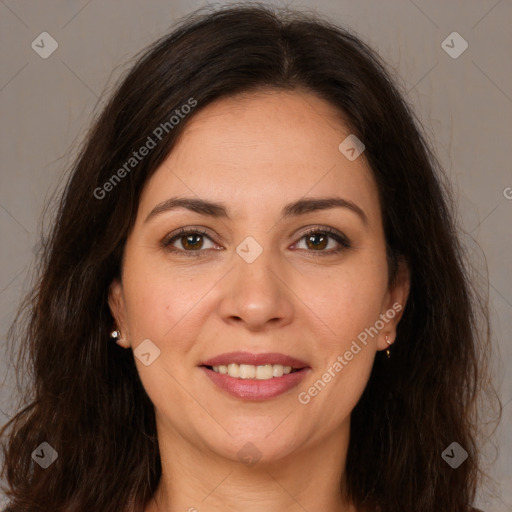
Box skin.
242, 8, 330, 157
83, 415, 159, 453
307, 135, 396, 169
109, 89, 410, 512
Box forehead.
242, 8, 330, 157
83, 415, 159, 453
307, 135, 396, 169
138, 89, 380, 225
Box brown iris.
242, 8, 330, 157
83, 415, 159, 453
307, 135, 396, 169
180, 233, 204, 250
305, 232, 328, 251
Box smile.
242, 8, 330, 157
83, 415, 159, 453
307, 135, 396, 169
205, 363, 301, 380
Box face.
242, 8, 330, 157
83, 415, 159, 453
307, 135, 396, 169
109, 89, 409, 466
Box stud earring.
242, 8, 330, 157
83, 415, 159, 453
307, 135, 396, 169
110, 329, 121, 340
110, 329, 126, 346
385, 335, 392, 359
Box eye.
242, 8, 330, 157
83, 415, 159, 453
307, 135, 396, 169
161, 228, 219, 256
292, 227, 351, 256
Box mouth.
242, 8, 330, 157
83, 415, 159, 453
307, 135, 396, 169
198, 352, 311, 401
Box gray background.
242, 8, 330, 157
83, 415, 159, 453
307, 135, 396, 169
0, 0, 510, 510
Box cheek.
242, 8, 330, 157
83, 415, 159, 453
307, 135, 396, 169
304, 258, 388, 348
121, 260, 210, 401
297, 274, 385, 426
298, 255, 388, 419
121, 254, 211, 349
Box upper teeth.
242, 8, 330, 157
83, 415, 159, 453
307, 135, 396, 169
211, 363, 295, 380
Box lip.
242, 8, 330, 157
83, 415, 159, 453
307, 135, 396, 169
200, 366, 311, 401
201, 351, 309, 369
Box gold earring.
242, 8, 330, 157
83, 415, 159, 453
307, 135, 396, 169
385, 335, 392, 359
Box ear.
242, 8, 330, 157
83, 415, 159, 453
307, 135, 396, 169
377, 257, 410, 351
108, 278, 130, 349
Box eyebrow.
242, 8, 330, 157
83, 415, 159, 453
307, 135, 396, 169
144, 196, 368, 226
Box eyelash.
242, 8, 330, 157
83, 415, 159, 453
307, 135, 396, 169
161, 226, 351, 258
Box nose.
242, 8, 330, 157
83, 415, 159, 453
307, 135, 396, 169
217, 244, 294, 332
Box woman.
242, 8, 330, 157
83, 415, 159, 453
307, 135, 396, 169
0, 4, 497, 511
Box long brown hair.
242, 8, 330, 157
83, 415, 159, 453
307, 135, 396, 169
0, 4, 500, 511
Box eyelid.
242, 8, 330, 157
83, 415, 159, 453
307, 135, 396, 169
294, 225, 350, 243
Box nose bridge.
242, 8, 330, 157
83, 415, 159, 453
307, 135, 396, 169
219, 232, 293, 328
